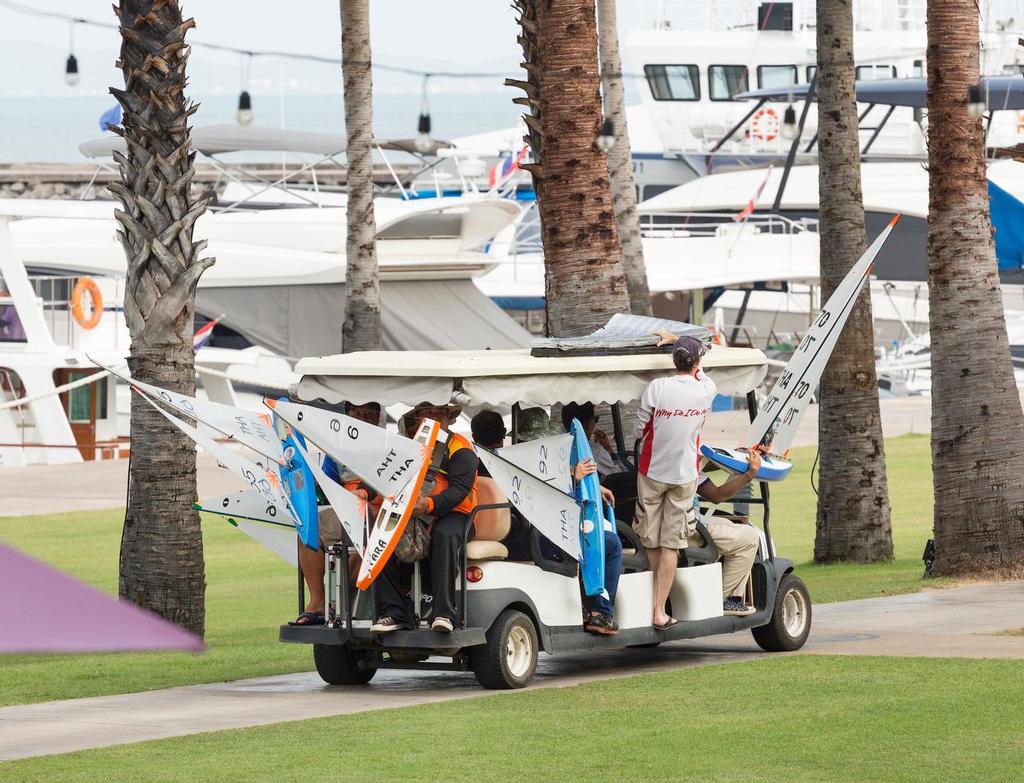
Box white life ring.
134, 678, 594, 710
750, 108, 780, 142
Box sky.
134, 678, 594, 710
0, 0, 648, 97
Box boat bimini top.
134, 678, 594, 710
295, 345, 768, 408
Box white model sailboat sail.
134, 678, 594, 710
497, 433, 574, 494
93, 359, 284, 465
703, 214, 902, 482
477, 447, 582, 561
290, 434, 369, 555
266, 399, 428, 501
138, 391, 299, 523
194, 489, 299, 566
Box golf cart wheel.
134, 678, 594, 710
752, 573, 812, 652
470, 609, 539, 690
313, 643, 377, 685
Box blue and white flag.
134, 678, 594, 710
99, 104, 122, 132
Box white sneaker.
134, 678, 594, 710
431, 616, 454, 633
370, 617, 403, 633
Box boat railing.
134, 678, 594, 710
636, 0, 927, 32
638, 211, 818, 238
28, 274, 124, 349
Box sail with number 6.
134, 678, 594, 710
739, 214, 902, 456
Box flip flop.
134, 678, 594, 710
288, 611, 325, 626
653, 618, 679, 631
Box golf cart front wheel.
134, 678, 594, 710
470, 609, 539, 690
752, 573, 812, 652
313, 643, 378, 685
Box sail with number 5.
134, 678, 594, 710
740, 214, 902, 456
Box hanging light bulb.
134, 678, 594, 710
597, 117, 615, 153
65, 23, 79, 86
781, 104, 798, 140
236, 90, 254, 126
65, 54, 80, 87
414, 112, 432, 153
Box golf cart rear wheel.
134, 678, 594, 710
752, 573, 812, 652
313, 643, 377, 685
470, 609, 539, 690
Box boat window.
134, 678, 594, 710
757, 65, 798, 89
96, 377, 108, 420
913, 60, 924, 77
856, 65, 897, 80
67, 373, 93, 423
0, 303, 27, 342
708, 65, 749, 101
644, 64, 700, 101
805, 65, 816, 83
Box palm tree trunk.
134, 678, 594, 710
597, 0, 651, 317
927, 0, 1024, 576
111, 0, 212, 636
813, 0, 892, 563
509, 0, 630, 337
340, 0, 382, 352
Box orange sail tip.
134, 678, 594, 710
264, 398, 277, 410
889, 213, 902, 227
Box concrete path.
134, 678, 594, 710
2, 454, 240, 518
1, 581, 1021, 763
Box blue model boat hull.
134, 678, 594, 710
570, 420, 606, 597
274, 398, 319, 548
699, 444, 793, 483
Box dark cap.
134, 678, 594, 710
672, 335, 707, 360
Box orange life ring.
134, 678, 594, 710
750, 107, 780, 142
71, 277, 103, 330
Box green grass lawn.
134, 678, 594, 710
3, 655, 1022, 783
0, 435, 938, 707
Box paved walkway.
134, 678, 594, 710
1, 581, 1021, 762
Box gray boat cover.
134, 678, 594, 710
196, 279, 531, 359
530, 314, 711, 356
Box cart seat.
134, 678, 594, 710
468, 477, 512, 562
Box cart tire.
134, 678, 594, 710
313, 643, 377, 685
752, 573, 812, 652
470, 609, 538, 690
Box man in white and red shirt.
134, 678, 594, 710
633, 335, 716, 630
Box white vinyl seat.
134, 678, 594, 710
467, 477, 512, 562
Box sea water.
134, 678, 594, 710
0, 92, 523, 162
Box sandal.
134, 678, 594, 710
288, 611, 325, 626
653, 617, 679, 631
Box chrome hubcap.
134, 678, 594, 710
782, 588, 808, 637
504, 625, 533, 678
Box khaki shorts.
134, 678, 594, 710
318, 507, 343, 549
632, 474, 697, 549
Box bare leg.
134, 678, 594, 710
649, 546, 678, 626
298, 545, 326, 615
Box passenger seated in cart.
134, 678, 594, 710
561, 402, 623, 477
470, 409, 507, 477
371, 402, 479, 635
290, 401, 383, 626
695, 451, 762, 617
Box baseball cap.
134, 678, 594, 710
672, 335, 707, 359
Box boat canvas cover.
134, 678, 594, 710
477, 447, 582, 561
97, 360, 284, 465
141, 393, 298, 524
269, 399, 428, 501
740, 216, 900, 454
531, 314, 711, 356
195, 279, 531, 359
290, 435, 368, 555
497, 433, 574, 495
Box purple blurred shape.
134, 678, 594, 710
0, 543, 204, 654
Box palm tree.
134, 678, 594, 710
340, 0, 382, 352
110, 0, 212, 635
509, 0, 630, 337
597, 0, 651, 317
927, 0, 1024, 575
812, 0, 892, 563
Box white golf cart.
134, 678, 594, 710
279, 346, 812, 689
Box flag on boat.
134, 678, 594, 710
193, 316, 222, 351
733, 165, 773, 222
98, 104, 122, 132
489, 146, 529, 188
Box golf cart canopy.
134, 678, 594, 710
295, 346, 768, 407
